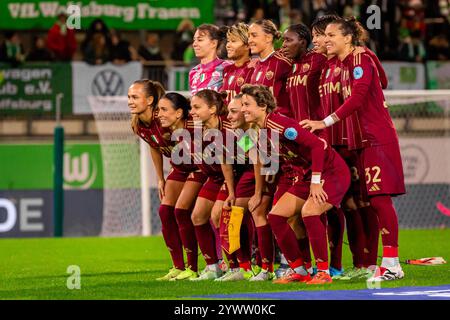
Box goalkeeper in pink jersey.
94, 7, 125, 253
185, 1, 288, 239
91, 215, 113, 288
189, 24, 231, 95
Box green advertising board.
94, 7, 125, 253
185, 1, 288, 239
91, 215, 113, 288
427, 61, 450, 89
0, 0, 213, 30
0, 143, 103, 190
0, 63, 72, 115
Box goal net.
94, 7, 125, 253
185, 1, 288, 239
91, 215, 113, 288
384, 90, 450, 229
89, 90, 450, 237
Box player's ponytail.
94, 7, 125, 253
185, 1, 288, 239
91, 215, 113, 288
130, 79, 166, 133
241, 84, 277, 113
161, 92, 191, 120
332, 17, 369, 46
252, 19, 281, 42
197, 24, 227, 49
194, 89, 227, 116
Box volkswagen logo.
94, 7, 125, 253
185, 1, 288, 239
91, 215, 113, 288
92, 70, 124, 96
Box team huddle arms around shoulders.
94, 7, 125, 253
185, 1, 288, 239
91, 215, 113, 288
128, 15, 406, 284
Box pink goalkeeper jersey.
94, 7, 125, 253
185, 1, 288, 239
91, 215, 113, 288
189, 58, 232, 95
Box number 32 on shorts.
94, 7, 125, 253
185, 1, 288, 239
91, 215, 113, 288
365, 166, 381, 184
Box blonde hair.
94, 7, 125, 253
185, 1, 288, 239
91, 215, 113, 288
251, 19, 282, 41
130, 79, 165, 133
227, 22, 249, 45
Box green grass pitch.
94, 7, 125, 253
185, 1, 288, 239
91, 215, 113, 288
0, 229, 449, 299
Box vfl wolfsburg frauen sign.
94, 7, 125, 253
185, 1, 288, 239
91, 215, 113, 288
0, 0, 214, 30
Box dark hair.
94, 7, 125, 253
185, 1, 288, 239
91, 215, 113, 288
311, 14, 340, 34
4, 31, 17, 40
130, 79, 166, 133
286, 23, 312, 47
330, 17, 369, 46
196, 24, 228, 48
251, 19, 282, 41
241, 84, 276, 112
161, 92, 191, 119
194, 89, 228, 116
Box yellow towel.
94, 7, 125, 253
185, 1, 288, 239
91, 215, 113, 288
227, 206, 244, 254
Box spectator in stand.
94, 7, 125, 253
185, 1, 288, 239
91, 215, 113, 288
138, 32, 164, 62
47, 13, 77, 61
172, 19, 195, 61
428, 32, 450, 60
27, 36, 53, 62
110, 29, 136, 65
83, 33, 111, 65
249, 7, 265, 23
0, 31, 25, 67
398, 29, 427, 62
81, 18, 112, 55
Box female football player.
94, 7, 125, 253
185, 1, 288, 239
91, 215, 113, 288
301, 17, 406, 282
248, 19, 292, 117
222, 22, 254, 104
187, 89, 234, 280
128, 80, 206, 281
241, 84, 351, 285
189, 24, 231, 95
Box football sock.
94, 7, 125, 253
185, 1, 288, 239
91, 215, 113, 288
297, 236, 312, 268
174, 208, 198, 272
326, 207, 345, 270
343, 208, 366, 268
268, 214, 302, 266
159, 205, 185, 270
194, 222, 218, 265
256, 224, 275, 272
303, 214, 329, 271
360, 205, 380, 267
370, 196, 399, 266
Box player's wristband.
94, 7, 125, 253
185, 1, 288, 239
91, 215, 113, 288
311, 174, 321, 184
323, 113, 339, 127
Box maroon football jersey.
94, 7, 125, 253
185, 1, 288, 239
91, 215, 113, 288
136, 113, 200, 173
336, 52, 398, 148
189, 115, 233, 179
320, 56, 351, 146
222, 60, 254, 105
262, 112, 336, 176
286, 50, 327, 122
249, 50, 293, 117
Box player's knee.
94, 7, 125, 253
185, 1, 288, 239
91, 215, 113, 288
191, 211, 207, 226
301, 204, 321, 217
343, 197, 358, 211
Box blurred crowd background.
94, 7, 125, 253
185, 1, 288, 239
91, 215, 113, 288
0, 0, 449, 70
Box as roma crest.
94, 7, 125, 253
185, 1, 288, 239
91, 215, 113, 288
266, 71, 274, 80
334, 67, 341, 77
302, 63, 310, 73
237, 77, 244, 86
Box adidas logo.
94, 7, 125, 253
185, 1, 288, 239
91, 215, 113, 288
369, 183, 380, 192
